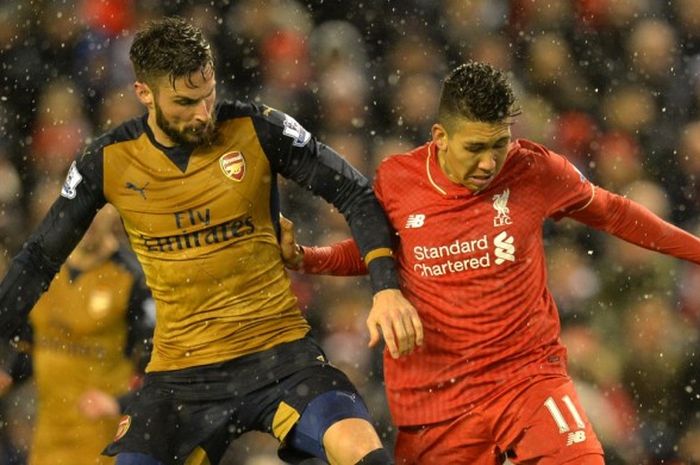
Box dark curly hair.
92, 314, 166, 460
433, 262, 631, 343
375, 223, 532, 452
438, 62, 519, 129
129, 16, 214, 89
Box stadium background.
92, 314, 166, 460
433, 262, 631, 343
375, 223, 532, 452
0, 0, 699, 463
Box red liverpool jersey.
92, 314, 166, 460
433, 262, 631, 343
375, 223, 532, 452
305, 139, 700, 426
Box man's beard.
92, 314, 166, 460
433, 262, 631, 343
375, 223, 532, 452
154, 104, 217, 147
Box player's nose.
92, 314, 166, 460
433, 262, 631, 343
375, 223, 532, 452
477, 152, 497, 172
193, 99, 211, 123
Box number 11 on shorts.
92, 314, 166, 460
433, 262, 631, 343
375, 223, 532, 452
543, 395, 586, 433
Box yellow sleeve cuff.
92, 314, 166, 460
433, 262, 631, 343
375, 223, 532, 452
364, 247, 394, 266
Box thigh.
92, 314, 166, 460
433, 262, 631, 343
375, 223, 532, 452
260, 363, 360, 463
395, 414, 505, 465
103, 383, 181, 464
497, 377, 604, 465
103, 380, 233, 465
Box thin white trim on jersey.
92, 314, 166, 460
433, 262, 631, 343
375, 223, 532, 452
426, 143, 448, 196
567, 184, 596, 214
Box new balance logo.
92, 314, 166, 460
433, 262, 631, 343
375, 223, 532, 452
493, 231, 515, 264
566, 431, 586, 446
405, 214, 426, 229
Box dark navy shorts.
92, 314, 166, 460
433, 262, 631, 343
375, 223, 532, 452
103, 336, 363, 465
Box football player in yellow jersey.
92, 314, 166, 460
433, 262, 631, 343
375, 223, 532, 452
0, 17, 422, 465
0, 206, 154, 465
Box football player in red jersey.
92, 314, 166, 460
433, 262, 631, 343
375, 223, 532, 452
280, 61, 700, 465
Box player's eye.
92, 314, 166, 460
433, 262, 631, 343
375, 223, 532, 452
176, 99, 198, 106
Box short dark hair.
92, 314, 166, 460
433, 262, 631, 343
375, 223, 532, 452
129, 16, 214, 88
438, 62, 518, 129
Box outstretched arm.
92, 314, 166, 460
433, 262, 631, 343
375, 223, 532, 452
279, 216, 368, 275
569, 186, 700, 262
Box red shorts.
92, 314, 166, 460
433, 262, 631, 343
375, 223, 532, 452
395, 375, 604, 465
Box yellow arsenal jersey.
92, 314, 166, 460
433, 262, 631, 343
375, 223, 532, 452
100, 114, 310, 371
1, 100, 399, 373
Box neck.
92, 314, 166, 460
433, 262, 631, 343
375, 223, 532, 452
147, 112, 176, 147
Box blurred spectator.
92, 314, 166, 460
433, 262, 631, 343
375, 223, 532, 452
523, 31, 594, 111
626, 18, 680, 86
600, 84, 657, 137
258, 30, 317, 124
673, 120, 700, 220
678, 418, 700, 464
309, 20, 368, 72
441, 0, 507, 44
388, 73, 440, 145
595, 180, 678, 329
673, 0, 700, 55
676, 221, 700, 329
561, 324, 644, 464
591, 131, 643, 192
0, 147, 24, 253
510, 93, 558, 143
29, 77, 91, 178
621, 296, 699, 461
546, 238, 600, 322
552, 111, 599, 168
80, 0, 135, 38
0, 206, 153, 465
95, 85, 142, 132
461, 34, 513, 72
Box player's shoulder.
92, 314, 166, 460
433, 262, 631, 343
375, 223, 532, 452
217, 100, 288, 126
80, 115, 147, 161
504, 138, 563, 172
508, 138, 555, 161
216, 99, 256, 121
216, 100, 310, 144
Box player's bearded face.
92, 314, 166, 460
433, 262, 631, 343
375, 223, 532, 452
436, 119, 511, 192
154, 100, 216, 146
152, 66, 217, 146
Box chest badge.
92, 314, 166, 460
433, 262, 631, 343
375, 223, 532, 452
220, 151, 246, 182
492, 188, 512, 227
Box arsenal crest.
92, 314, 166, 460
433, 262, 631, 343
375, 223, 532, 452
219, 151, 246, 182
114, 415, 131, 441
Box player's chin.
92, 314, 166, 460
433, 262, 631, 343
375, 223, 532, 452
462, 181, 488, 192
183, 129, 213, 146
465, 175, 494, 191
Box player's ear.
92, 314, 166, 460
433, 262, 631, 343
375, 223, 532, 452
134, 81, 154, 109
432, 123, 448, 151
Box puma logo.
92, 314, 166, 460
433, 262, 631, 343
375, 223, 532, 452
126, 182, 149, 199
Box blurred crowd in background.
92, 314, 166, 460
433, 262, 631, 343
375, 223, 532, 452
0, 0, 700, 464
